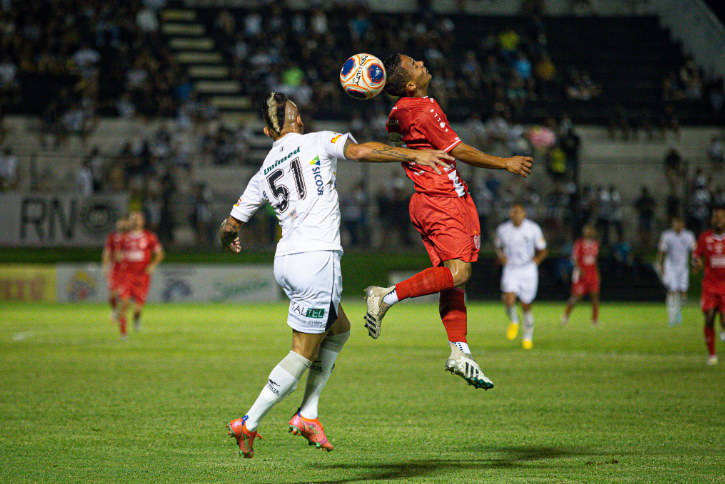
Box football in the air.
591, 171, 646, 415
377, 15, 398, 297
339, 53, 386, 99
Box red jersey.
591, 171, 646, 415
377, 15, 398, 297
573, 237, 599, 277
386, 96, 466, 198
122, 229, 162, 275
104, 231, 125, 269
694, 230, 725, 291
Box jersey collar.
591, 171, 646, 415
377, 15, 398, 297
272, 132, 301, 148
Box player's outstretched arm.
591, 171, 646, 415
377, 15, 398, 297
344, 140, 453, 174
220, 216, 243, 253
451, 143, 533, 178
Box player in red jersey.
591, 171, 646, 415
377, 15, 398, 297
363, 53, 533, 389
117, 210, 164, 338
562, 225, 601, 326
102, 216, 128, 326
693, 206, 725, 365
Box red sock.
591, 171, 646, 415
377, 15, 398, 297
119, 316, 127, 336
592, 301, 599, 321
439, 288, 467, 343
395, 267, 454, 301
704, 326, 716, 356
109, 295, 117, 310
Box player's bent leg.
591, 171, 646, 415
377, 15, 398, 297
132, 301, 143, 332
118, 297, 130, 339
521, 302, 534, 349
295, 307, 350, 452
562, 294, 582, 325
703, 309, 717, 364
443, 259, 472, 288
591, 292, 600, 325
363, 285, 395, 339
445, 344, 494, 390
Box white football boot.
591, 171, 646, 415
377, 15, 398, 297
363, 286, 395, 339
445, 344, 494, 390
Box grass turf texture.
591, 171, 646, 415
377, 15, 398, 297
1, 302, 723, 483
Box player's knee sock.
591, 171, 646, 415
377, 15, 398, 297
439, 288, 468, 344
394, 267, 454, 301
245, 351, 311, 432
299, 331, 350, 420
506, 305, 519, 324
119, 315, 127, 336
666, 293, 677, 325
522, 309, 534, 340
704, 326, 716, 356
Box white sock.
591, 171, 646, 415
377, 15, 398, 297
245, 351, 311, 431
666, 292, 677, 325
382, 289, 399, 306
449, 341, 471, 354
299, 331, 350, 420
523, 309, 534, 340
507, 306, 519, 324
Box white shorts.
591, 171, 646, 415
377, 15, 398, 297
663, 266, 689, 293
274, 250, 343, 334
501, 264, 539, 304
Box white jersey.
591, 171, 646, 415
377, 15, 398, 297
495, 219, 547, 268
231, 131, 355, 257
658, 229, 696, 273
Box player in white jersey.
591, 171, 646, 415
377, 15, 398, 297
495, 203, 548, 349
657, 216, 696, 326
219, 93, 453, 458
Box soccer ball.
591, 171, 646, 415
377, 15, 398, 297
339, 53, 386, 100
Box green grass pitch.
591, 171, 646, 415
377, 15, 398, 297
1, 301, 724, 483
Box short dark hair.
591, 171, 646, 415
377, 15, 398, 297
261, 92, 288, 134
383, 53, 410, 98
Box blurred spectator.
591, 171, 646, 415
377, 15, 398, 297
566, 70, 601, 101
341, 180, 368, 247
0, 146, 18, 190
190, 183, 214, 247
76, 158, 94, 196
688, 181, 711, 236
708, 136, 725, 171
634, 186, 656, 250
665, 192, 681, 221
706, 77, 724, 113
377, 171, 412, 248
609, 185, 624, 243
664, 148, 684, 192
611, 233, 634, 279
609, 103, 631, 141
596, 185, 612, 247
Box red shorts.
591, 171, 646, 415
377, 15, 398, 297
572, 269, 600, 296
409, 192, 481, 267
700, 284, 725, 313
119, 272, 151, 305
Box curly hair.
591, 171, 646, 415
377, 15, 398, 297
261, 92, 288, 134
383, 53, 410, 98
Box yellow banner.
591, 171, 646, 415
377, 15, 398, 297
0, 265, 56, 302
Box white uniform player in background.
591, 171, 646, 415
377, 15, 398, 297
495, 203, 548, 349
219, 93, 453, 458
657, 216, 696, 326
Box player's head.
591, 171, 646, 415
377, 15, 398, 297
116, 216, 129, 232
261, 92, 304, 140
510, 203, 526, 226
129, 210, 145, 230
382, 53, 432, 98
671, 216, 685, 232
583, 224, 596, 239
712, 206, 725, 232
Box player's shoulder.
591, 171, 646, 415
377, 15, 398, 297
497, 220, 514, 231
524, 218, 543, 231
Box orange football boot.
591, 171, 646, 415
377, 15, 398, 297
227, 416, 262, 458
288, 411, 333, 452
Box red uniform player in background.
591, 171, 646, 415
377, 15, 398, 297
562, 225, 601, 326
102, 216, 128, 326
117, 210, 164, 339
693, 206, 725, 365
362, 53, 532, 390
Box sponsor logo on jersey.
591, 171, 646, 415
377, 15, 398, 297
264, 147, 301, 175
234, 197, 242, 207
309, 156, 320, 165
330, 134, 342, 143
306, 308, 325, 318
312, 166, 324, 195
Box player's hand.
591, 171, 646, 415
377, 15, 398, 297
504, 156, 533, 178
224, 237, 242, 253
412, 150, 454, 175
692, 257, 703, 273
499, 255, 508, 266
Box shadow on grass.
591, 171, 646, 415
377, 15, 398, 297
283, 445, 599, 484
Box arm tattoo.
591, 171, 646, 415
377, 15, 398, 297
371, 146, 414, 161
219, 217, 239, 248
